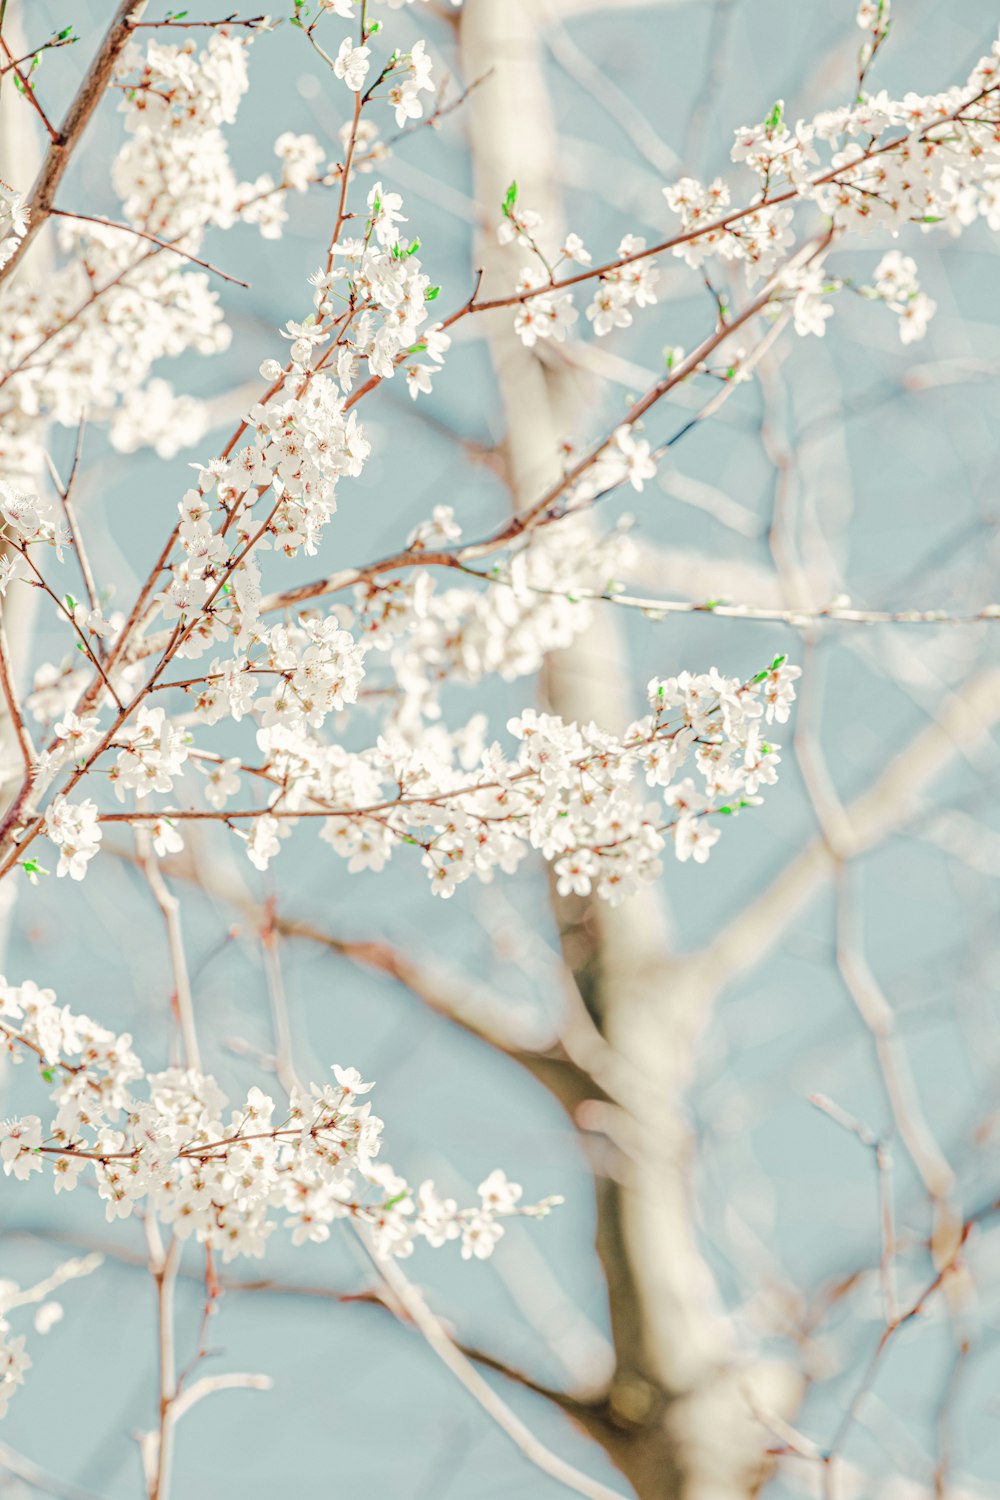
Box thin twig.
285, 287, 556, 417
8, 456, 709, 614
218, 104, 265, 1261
361, 1242, 629, 1500
137, 829, 201, 1073
0, 610, 34, 774
49, 209, 250, 287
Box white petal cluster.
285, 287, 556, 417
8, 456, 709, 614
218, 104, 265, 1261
245, 654, 798, 900
42, 796, 103, 881
0, 182, 27, 272
110, 706, 190, 803
113, 32, 250, 237
366, 516, 636, 726
869, 250, 936, 343
0, 978, 556, 1268
496, 33, 1000, 351
0, 219, 230, 479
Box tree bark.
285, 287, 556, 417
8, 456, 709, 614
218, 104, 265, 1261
458, 4, 797, 1496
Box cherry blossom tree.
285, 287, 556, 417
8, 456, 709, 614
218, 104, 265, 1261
0, 1, 998, 1497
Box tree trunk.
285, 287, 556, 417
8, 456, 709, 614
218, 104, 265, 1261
458, 3, 797, 1496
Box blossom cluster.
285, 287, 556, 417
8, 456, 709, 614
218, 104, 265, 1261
29, 640, 798, 898
498, 31, 1000, 348
0, 31, 336, 479
0, 977, 555, 1267
869, 250, 936, 344
0, 13, 810, 918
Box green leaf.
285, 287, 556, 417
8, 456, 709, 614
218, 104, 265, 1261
503, 180, 518, 216
424, 285, 440, 301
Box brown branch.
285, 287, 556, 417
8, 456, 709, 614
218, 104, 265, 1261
0, 35, 59, 142
0, 0, 151, 290
131, 13, 272, 29
0, 608, 33, 774
49, 209, 250, 288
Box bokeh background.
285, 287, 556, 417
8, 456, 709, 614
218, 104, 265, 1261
2, 0, 1000, 1496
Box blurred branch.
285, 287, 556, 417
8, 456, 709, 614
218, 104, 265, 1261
363, 1246, 631, 1500
112, 839, 622, 1119
0, 1441, 105, 1500
696, 666, 1000, 991
459, 5, 798, 1498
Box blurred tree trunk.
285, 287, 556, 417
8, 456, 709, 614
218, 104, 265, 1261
458, 4, 796, 1496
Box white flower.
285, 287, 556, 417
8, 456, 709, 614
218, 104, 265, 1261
0, 1116, 43, 1179
332, 1064, 374, 1095
333, 38, 370, 92
0, 481, 43, 542
43, 797, 103, 881
201, 756, 241, 810
586, 281, 632, 337
613, 426, 657, 491
246, 814, 281, 872
898, 291, 935, 344
786, 265, 834, 338
274, 131, 324, 191
422, 322, 451, 364
0, 1324, 30, 1417
408, 40, 434, 93
388, 78, 423, 129
0, 181, 28, 270
561, 232, 591, 265
461, 1214, 504, 1260
673, 818, 721, 864
54, 712, 101, 761
871, 253, 935, 343
150, 818, 184, 859
367, 181, 406, 245
478, 1168, 523, 1212
856, 0, 889, 30
406, 364, 434, 400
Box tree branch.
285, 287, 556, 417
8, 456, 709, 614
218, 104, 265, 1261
0, 0, 150, 291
